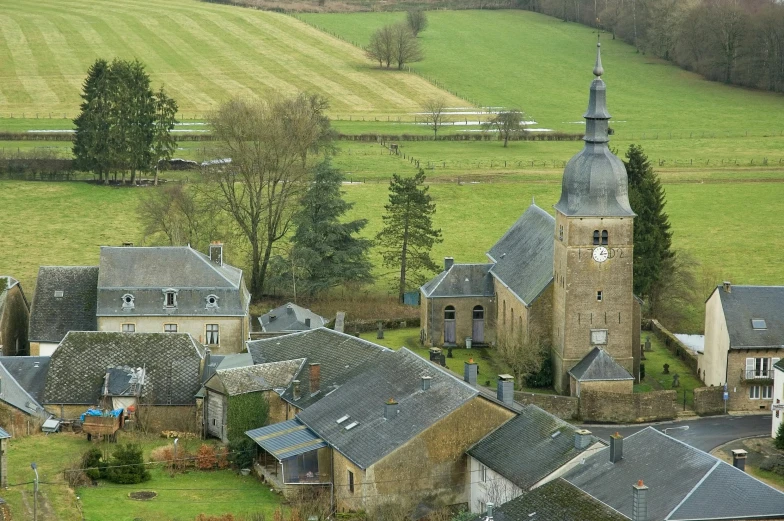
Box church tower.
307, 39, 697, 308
551, 43, 636, 394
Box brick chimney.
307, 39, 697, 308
309, 363, 321, 394
574, 429, 592, 450
464, 358, 477, 385
732, 449, 747, 471
444, 257, 454, 271
723, 281, 732, 293
384, 398, 398, 419
610, 432, 623, 463
209, 242, 223, 266
632, 480, 648, 521
497, 375, 514, 405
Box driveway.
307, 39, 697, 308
582, 414, 771, 452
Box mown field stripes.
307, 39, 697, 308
0, 0, 465, 116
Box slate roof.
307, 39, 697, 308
43, 332, 204, 406
471, 479, 628, 521
29, 266, 99, 343
0, 426, 10, 439
247, 328, 390, 410
563, 427, 784, 520
487, 204, 554, 306
715, 285, 784, 349
775, 358, 784, 372
297, 348, 478, 469
105, 366, 145, 396
0, 356, 50, 404
206, 359, 304, 396
96, 246, 248, 317
421, 264, 494, 298
468, 405, 604, 490
259, 303, 328, 333
0, 357, 47, 416
568, 347, 634, 382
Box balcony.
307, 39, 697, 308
740, 369, 774, 384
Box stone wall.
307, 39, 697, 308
693, 387, 725, 415
423, 296, 494, 347
0, 402, 43, 437
579, 390, 677, 423
513, 391, 579, 420
0, 281, 30, 355
648, 319, 701, 378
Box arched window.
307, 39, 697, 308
444, 306, 456, 320
601, 230, 608, 245
443, 306, 456, 345
593, 230, 600, 245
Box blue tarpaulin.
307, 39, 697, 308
80, 408, 123, 422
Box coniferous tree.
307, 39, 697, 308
775, 420, 784, 450
376, 170, 442, 302
288, 161, 373, 296
625, 144, 674, 300
152, 86, 179, 186
73, 59, 111, 182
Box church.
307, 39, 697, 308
420, 44, 641, 396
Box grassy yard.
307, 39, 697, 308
637, 332, 703, 407
4, 432, 282, 521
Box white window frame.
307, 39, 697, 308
206, 324, 219, 346
163, 288, 178, 308
121, 323, 136, 333
763, 385, 773, 399
750, 385, 760, 399
164, 323, 178, 333
746, 357, 779, 379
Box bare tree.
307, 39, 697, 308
648, 251, 700, 333
366, 25, 394, 68
497, 330, 548, 386
392, 23, 424, 70
422, 97, 448, 140
406, 9, 428, 37
205, 94, 335, 300
485, 110, 526, 147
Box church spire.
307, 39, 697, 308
593, 40, 604, 78
584, 42, 611, 143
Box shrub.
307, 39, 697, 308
105, 443, 150, 484
197, 444, 217, 470
227, 438, 255, 470
776, 421, 784, 450
526, 355, 553, 388
759, 454, 784, 476
81, 447, 106, 481
216, 445, 230, 469
150, 445, 174, 463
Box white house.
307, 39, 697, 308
772, 359, 784, 438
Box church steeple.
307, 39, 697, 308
553, 42, 634, 218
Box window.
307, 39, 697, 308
750, 386, 760, 399
163, 289, 178, 308
590, 329, 608, 345
597, 290, 603, 301
559, 225, 564, 241
121, 324, 135, 333
480, 464, 488, 483
444, 306, 455, 320
752, 319, 767, 330
593, 230, 600, 245
206, 294, 219, 309
206, 324, 219, 345
121, 293, 135, 309
54, 290, 64, 298
745, 357, 779, 379
763, 385, 773, 399
601, 230, 608, 245
348, 470, 354, 494
164, 324, 178, 333
473, 306, 484, 320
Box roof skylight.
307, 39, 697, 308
345, 421, 359, 430
752, 319, 767, 330
336, 415, 350, 424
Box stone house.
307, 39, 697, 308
259, 302, 328, 334
29, 266, 98, 356
203, 359, 303, 443
0, 276, 30, 356
40, 331, 206, 431
467, 405, 605, 513
0, 356, 48, 433
700, 283, 784, 412
421, 45, 641, 395
247, 348, 516, 513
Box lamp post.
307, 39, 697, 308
31, 462, 39, 521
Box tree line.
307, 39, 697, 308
521, 0, 784, 92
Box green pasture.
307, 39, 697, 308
0, 0, 463, 117
301, 10, 784, 135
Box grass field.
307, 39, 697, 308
300, 10, 784, 136
0, 0, 464, 118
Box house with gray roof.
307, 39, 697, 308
0, 276, 29, 356
28, 266, 98, 356
467, 405, 604, 513
561, 427, 784, 520
772, 358, 784, 437
259, 302, 328, 334
204, 359, 304, 442
42, 331, 206, 428
700, 283, 784, 412
96, 244, 250, 354
247, 347, 516, 511
0, 356, 48, 425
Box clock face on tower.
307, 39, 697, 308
592, 246, 609, 262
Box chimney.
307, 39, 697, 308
292, 380, 301, 401
444, 257, 454, 271
384, 398, 398, 419
309, 363, 321, 394
464, 358, 478, 386
421, 375, 432, 391
486, 502, 494, 520
201, 347, 212, 384
496, 375, 514, 405
723, 281, 732, 293
305, 318, 311, 328
632, 480, 648, 521
209, 242, 223, 266
731, 449, 747, 471
610, 432, 623, 463
287, 304, 294, 314
574, 428, 592, 450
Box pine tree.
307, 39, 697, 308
289, 161, 373, 296
625, 144, 673, 300
73, 59, 111, 182
775, 420, 784, 450
152, 86, 179, 186
376, 170, 442, 302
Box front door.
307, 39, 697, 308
472, 306, 484, 343
444, 306, 456, 344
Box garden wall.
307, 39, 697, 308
693, 386, 726, 416
579, 390, 678, 423
513, 391, 578, 420
648, 319, 701, 379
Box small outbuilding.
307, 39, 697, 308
259, 303, 327, 334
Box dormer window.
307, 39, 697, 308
205, 294, 219, 309
752, 319, 767, 330
122, 293, 135, 309
163, 288, 178, 308
54, 290, 64, 298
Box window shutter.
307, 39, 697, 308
746, 358, 755, 375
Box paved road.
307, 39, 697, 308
582, 414, 771, 452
